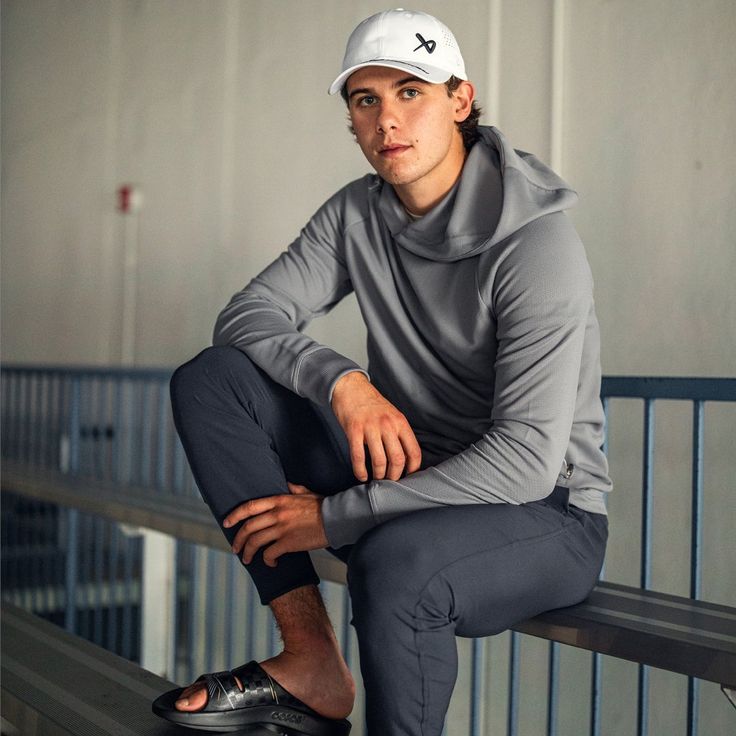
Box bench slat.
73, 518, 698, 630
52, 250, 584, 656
515, 583, 736, 687
3, 462, 735, 688
1, 603, 181, 735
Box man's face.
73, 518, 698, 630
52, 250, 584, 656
345, 66, 468, 196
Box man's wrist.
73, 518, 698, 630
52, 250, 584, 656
331, 370, 370, 405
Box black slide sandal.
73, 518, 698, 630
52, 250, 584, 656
152, 660, 351, 735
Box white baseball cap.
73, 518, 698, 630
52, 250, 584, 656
328, 8, 467, 95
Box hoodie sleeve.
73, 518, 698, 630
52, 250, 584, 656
320, 214, 593, 548
213, 192, 368, 406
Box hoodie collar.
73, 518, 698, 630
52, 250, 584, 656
377, 126, 578, 262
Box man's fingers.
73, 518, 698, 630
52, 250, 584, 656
348, 427, 368, 482
241, 527, 280, 565
364, 426, 387, 480
231, 512, 276, 554
399, 426, 423, 474
223, 497, 275, 528
263, 542, 288, 567
381, 430, 407, 481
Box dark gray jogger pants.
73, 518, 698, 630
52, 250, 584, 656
170, 346, 608, 736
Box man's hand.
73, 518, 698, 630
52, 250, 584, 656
224, 483, 327, 567
331, 371, 422, 482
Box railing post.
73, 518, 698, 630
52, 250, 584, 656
687, 400, 705, 736
470, 637, 485, 736
64, 377, 81, 633
139, 529, 177, 678
637, 399, 655, 736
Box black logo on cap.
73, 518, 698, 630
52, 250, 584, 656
413, 33, 436, 54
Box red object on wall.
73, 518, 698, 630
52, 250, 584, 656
117, 185, 132, 213
117, 184, 143, 213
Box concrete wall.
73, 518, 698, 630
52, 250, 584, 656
2, 1, 734, 734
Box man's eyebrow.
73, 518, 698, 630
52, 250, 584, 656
347, 76, 429, 100
392, 75, 427, 88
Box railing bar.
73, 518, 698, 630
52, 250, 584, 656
590, 652, 602, 736
470, 637, 485, 736
40, 501, 48, 610
641, 399, 655, 589
42, 375, 51, 468
690, 400, 705, 600
601, 376, 736, 402
33, 373, 42, 467
507, 631, 520, 736
16, 372, 24, 461
22, 372, 31, 464
97, 378, 106, 479
82, 514, 92, 641
187, 543, 199, 683
638, 398, 655, 736
173, 434, 186, 496
64, 508, 79, 633
546, 641, 559, 736
27, 371, 34, 465
31, 498, 39, 610
6, 372, 13, 459
157, 381, 168, 491
108, 523, 120, 653
246, 576, 257, 662
226, 552, 238, 668
0, 363, 175, 380
0, 372, 7, 458
98, 377, 107, 479
121, 528, 134, 660
686, 400, 705, 736
140, 382, 153, 486
205, 548, 216, 672
112, 380, 123, 484
591, 392, 607, 736
17, 372, 24, 462
56, 373, 66, 472
93, 517, 105, 645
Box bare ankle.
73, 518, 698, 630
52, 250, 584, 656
269, 585, 338, 651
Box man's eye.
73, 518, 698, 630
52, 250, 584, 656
358, 95, 377, 107
402, 88, 419, 99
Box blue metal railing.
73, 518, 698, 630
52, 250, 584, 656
1, 365, 734, 736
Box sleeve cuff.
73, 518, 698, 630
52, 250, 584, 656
292, 346, 368, 405
320, 485, 378, 549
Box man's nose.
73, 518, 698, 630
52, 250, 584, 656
376, 101, 399, 133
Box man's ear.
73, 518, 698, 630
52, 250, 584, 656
452, 80, 475, 123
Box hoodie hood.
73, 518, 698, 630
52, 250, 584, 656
378, 125, 578, 262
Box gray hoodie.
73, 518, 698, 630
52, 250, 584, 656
214, 126, 612, 549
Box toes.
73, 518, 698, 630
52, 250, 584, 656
175, 683, 207, 711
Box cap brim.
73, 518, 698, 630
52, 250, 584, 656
328, 60, 459, 95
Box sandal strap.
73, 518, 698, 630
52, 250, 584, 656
231, 660, 319, 714
229, 660, 278, 704
198, 669, 246, 712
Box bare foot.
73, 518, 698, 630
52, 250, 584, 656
174, 646, 354, 719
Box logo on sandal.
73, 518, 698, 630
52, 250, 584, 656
272, 711, 305, 724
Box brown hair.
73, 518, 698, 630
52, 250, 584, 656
340, 75, 482, 150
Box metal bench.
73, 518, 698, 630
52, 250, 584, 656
3, 461, 734, 705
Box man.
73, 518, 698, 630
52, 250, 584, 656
153, 8, 611, 736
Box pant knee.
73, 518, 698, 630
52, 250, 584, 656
170, 345, 248, 406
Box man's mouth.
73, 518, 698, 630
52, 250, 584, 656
379, 143, 411, 158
